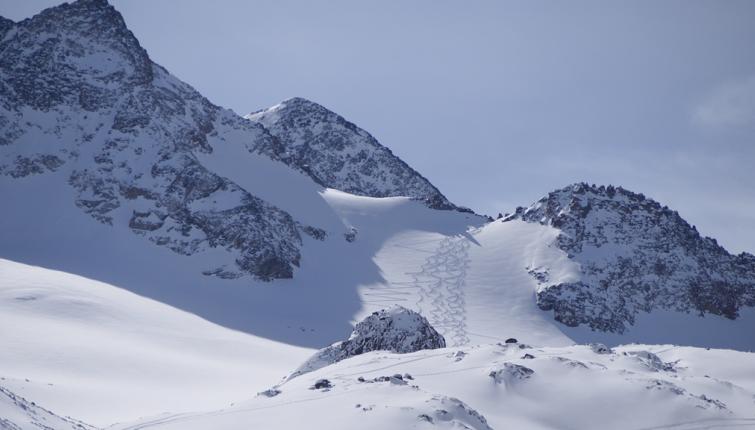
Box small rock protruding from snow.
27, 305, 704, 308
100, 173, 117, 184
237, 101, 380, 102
290, 306, 445, 378
310, 379, 333, 390
421, 396, 494, 430
504, 337, 518, 344
625, 350, 675, 372
489, 363, 535, 384
257, 388, 281, 398
344, 226, 358, 242
590, 343, 613, 354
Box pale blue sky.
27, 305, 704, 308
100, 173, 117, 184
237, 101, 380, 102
3, 1, 754, 253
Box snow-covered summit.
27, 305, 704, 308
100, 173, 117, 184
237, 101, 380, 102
0, 0, 476, 281
505, 182, 755, 333
246, 97, 462, 211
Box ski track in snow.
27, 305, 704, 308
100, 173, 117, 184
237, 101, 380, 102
363, 234, 472, 347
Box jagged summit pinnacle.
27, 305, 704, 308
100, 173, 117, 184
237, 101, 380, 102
246, 97, 367, 137
1, 0, 152, 111
20, 0, 138, 44
247, 97, 467, 212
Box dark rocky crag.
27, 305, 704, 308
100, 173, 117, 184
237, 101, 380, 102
246, 97, 467, 212
506, 183, 755, 332
289, 306, 446, 378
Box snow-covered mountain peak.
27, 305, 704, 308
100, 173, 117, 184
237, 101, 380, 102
246, 97, 463, 211
247, 96, 335, 122
505, 182, 755, 335
0, 0, 306, 280
2, 0, 152, 108
0, 0, 479, 281
512, 182, 670, 224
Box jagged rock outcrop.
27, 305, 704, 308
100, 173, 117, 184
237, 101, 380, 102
488, 363, 535, 384
290, 306, 445, 378
506, 183, 755, 332
246, 97, 464, 211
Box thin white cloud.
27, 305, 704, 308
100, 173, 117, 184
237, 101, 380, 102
694, 75, 755, 127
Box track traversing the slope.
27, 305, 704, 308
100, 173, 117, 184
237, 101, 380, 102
414, 236, 471, 346
362, 233, 473, 346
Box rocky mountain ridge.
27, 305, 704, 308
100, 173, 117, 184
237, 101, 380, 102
506, 182, 755, 332
0, 0, 461, 280
246, 97, 463, 211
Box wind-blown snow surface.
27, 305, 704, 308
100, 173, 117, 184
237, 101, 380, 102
0, 258, 311, 427
110, 343, 755, 430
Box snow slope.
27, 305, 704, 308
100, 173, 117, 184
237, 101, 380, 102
0, 167, 483, 348
2, 1, 755, 427
0, 384, 94, 430
0, 258, 311, 427
1, 0, 752, 354
110, 342, 755, 430
2, 172, 753, 354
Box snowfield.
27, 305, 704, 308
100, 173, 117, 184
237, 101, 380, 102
109, 343, 755, 430
0, 258, 311, 426
2, 1, 754, 428
2, 180, 754, 429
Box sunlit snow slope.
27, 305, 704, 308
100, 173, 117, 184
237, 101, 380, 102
111, 343, 755, 430
0, 258, 311, 427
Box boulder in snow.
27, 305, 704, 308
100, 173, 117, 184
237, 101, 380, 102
489, 363, 535, 384
290, 306, 445, 378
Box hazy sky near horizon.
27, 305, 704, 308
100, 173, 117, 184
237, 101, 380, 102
3, 1, 755, 253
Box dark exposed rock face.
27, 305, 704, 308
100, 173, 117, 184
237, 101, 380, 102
0, 0, 304, 280
246, 97, 466, 212
1, 1, 470, 280
290, 306, 445, 378
506, 183, 755, 333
